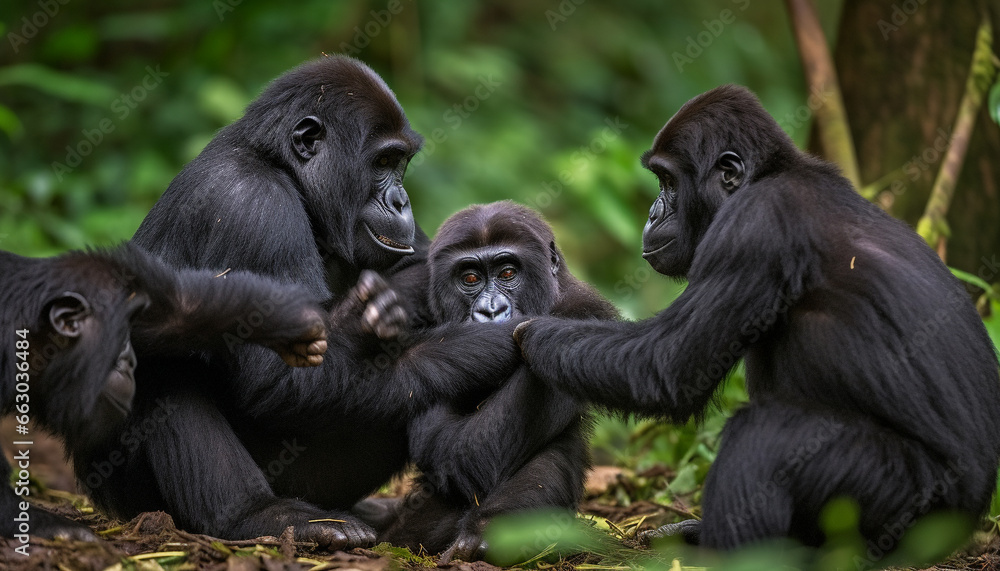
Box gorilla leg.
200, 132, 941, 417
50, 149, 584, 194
444, 426, 589, 561
88, 388, 374, 547
378, 426, 588, 560
698, 402, 957, 550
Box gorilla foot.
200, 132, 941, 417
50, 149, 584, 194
32, 510, 100, 542
233, 500, 376, 550
295, 516, 376, 551
439, 531, 488, 564
639, 518, 701, 545
351, 497, 403, 531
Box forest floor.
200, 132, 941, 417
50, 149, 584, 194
2, 426, 998, 570
1, 473, 998, 571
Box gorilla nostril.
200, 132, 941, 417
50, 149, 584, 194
387, 187, 409, 214
473, 298, 511, 322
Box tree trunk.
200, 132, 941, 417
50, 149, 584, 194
823, 0, 1000, 274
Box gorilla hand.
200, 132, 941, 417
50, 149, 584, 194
269, 306, 328, 367
337, 270, 409, 341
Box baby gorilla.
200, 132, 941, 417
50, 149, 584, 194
0, 244, 326, 544
364, 202, 618, 561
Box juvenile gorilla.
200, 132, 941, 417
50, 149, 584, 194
0, 244, 325, 542
515, 86, 1000, 550
89, 56, 521, 548
373, 202, 618, 560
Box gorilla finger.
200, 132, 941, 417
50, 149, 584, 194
512, 319, 535, 345
388, 305, 407, 328
279, 351, 305, 367
284, 339, 327, 367
308, 338, 328, 355
355, 270, 389, 304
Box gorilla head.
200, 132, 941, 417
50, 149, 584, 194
427, 201, 567, 323
640, 84, 796, 277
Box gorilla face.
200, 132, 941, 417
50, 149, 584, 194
428, 202, 562, 324
450, 246, 521, 323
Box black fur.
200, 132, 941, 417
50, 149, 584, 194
516, 85, 1000, 551
378, 202, 619, 560
81, 57, 521, 549
0, 243, 325, 542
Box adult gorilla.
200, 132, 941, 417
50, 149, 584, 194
78, 56, 519, 549
515, 85, 1000, 551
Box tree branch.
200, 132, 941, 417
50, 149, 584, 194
785, 0, 862, 191
917, 17, 996, 261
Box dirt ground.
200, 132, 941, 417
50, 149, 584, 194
2, 422, 999, 570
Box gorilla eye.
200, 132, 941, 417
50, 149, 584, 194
660, 177, 676, 203
462, 272, 481, 286
498, 267, 516, 280
378, 156, 389, 166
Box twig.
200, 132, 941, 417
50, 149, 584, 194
785, 0, 862, 190
917, 17, 997, 260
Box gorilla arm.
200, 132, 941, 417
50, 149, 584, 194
234, 271, 523, 424
516, 192, 814, 422
116, 245, 328, 367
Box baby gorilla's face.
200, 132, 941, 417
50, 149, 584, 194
450, 246, 523, 323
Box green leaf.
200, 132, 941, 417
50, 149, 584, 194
0, 64, 116, 106
950, 266, 992, 292
989, 78, 1000, 126
484, 510, 611, 567
0, 104, 24, 139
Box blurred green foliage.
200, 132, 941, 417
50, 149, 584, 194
0, 0, 831, 317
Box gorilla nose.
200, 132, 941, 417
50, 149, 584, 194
644, 196, 666, 235
647, 195, 665, 224
386, 185, 410, 214
472, 298, 512, 323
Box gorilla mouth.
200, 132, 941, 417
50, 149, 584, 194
642, 238, 676, 259
98, 383, 133, 417
365, 224, 415, 255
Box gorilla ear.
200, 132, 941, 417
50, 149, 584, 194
718, 151, 745, 192
48, 292, 92, 338
292, 116, 325, 160
549, 241, 561, 276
